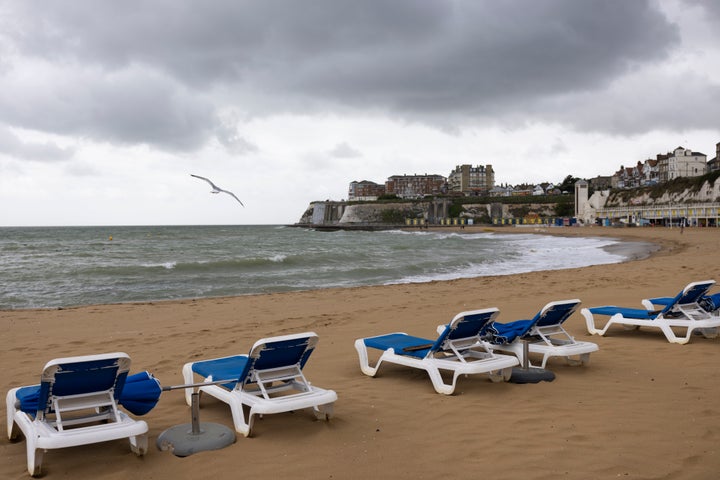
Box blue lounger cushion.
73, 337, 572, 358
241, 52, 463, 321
190, 355, 249, 390
587, 306, 656, 319
363, 334, 435, 359
484, 319, 534, 345
702, 293, 720, 311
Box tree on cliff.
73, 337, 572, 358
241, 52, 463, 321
557, 175, 580, 193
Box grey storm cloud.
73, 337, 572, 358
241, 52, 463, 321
0, 0, 689, 150
0, 126, 75, 163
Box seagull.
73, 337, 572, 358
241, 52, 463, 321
190, 174, 244, 206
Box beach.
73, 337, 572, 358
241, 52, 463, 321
1, 226, 718, 479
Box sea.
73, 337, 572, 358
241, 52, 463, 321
0, 225, 644, 310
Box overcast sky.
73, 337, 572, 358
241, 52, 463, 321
1, 0, 719, 226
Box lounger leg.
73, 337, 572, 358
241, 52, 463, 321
227, 399, 252, 437
181, 363, 196, 406
581, 308, 601, 335
313, 403, 334, 421
698, 327, 719, 339
659, 325, 687, 344
354, 339, 382, 377
26, 436, 42, 477
427, 367, 456, 395
540, 354, 550, 369
581, 308, 619, 336
565, 353, 591, 367
6, 389, 19, 441
488, 367, 512, 383
129, 433, 148, 456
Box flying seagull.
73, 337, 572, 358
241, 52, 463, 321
190, 174, 244, 206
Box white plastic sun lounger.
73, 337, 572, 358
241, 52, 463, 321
182, 332, 337, 437
6, 353, 149, 477
482, 299, 598, 368
582, 280, 720, 344
355, 308, 519, 395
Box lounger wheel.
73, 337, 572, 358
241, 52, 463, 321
130, 434, 149, 456
565, 353, 591, 367
312, 404, 333, 421
313, 411, 330, 421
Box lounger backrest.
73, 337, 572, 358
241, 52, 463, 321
432, 308, 500, 352
659, 280, 715, 314
533, 299, 581, 328
36, 353, 131, 416
241, 332, 319, 383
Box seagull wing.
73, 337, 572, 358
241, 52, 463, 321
191, 174, 244, 206
219, 189, 245, 207
190, 174, 220, 190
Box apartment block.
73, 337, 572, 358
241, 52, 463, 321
447, 164, 495, 195
348, 180, 386, 200
385, 174, 447, 198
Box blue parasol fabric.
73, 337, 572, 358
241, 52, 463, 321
118, 371, 163, 415
17, 371, 162, 417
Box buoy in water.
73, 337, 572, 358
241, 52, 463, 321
108, 235, 113, 241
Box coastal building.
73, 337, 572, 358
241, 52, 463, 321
664, 146, 707, 180
348, 180, 386, 201
612, 146, 708, 189
489, 185, 513, 197
643, 159, 660, 185
655, 152, 670, 183
447, 164, 495, 196
574, 179, 588, 219
385, 174, 447, 198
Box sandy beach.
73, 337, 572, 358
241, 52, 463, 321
2, 226, 719, 479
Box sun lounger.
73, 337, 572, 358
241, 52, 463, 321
6, 353, 150, 476
182, 332, 337, 437
355, 308, 519, 395
483, 299, 598, 368
582, 280, 720, 344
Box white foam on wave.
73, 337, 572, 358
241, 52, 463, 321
141, 261, 177, 270
388, 235, 627, 285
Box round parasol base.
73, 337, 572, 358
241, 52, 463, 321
508, 367, 555, 384
156, 422, 236, 457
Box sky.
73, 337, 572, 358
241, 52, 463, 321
1, 0, 719, 226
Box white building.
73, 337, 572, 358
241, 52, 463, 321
665, 146, 707, 180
